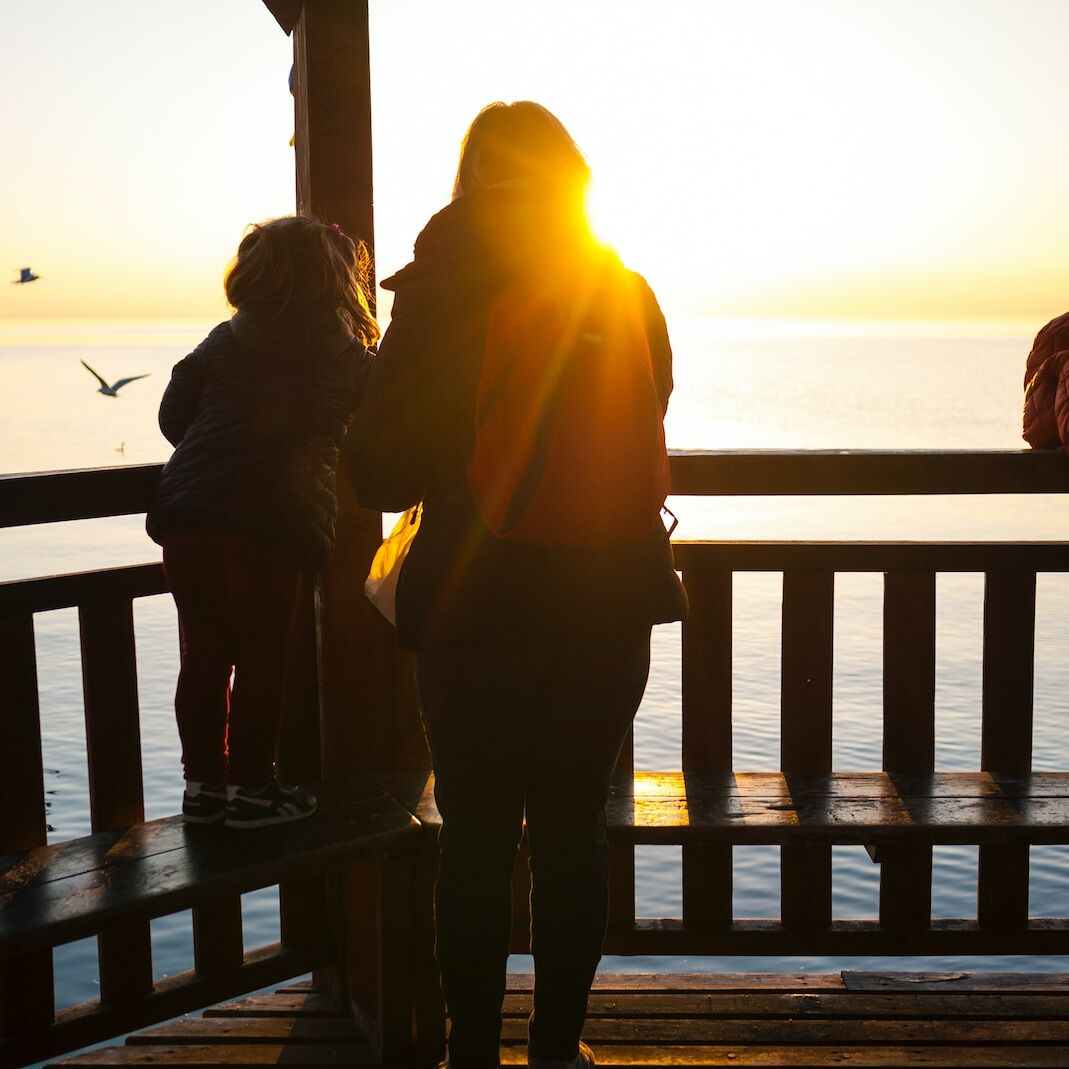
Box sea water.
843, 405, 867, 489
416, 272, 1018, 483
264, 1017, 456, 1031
2, 315, 1068, 1014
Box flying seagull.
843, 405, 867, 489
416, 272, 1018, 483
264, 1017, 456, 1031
12, 267, 40, 284
81, 360, 150, 397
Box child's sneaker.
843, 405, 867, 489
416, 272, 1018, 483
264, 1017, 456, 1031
224, 781, 317, 829
182, 781, 227, 824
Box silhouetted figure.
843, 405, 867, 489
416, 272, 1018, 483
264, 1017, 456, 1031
348, 102, 686, 1069
147, 217, 377, 829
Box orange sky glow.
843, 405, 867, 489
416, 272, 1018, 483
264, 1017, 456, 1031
3, 0, 1068, 327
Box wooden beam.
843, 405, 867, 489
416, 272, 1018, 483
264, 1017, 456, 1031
263, 0, 303, 35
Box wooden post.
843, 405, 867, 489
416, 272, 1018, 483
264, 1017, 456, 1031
978, 571, 1035, 927
0, 613, 54, 1039
79, 598, 154, 1005
290, 2, 434, 1057
879, 571, 936, 930
780, 570, 834, 929
681, 568, 733, 928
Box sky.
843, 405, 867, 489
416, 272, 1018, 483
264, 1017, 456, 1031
2, 0, 1068, 325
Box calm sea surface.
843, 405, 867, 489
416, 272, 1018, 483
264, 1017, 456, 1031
3, 316, 1069, 1017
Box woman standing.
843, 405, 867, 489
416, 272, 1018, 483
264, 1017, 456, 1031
347, 102, 686, 1069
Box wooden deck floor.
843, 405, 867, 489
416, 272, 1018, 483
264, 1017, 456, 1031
48, 972, 1069, 1067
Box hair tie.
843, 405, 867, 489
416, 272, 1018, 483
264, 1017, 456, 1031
329, 222, 341, 234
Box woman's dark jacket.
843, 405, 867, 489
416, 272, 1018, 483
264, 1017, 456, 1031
345, 183, 687, 650
147, 309, 372, 568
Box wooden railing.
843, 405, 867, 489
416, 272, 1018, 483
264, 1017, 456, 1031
600, 449, 1069, 959
0, 465, 332, 1063
3, 451, 1069, 1062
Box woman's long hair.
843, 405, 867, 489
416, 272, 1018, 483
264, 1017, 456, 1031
224, 216, 379, 347
452, 101, 591, 201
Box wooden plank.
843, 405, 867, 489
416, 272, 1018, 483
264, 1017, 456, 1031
979, 571, 1036, 929
982, 572, 1036, 774
192, 895, 243, 975
79, 597, 145, 832
501, 990, 1069, 1018
280, 876, 327, 961
0, 564, 166, 617
780, 571, 833, 930
882, 572, 936, 774
409, 769, 1069, 847
601, 917, 1069, 957
682, 569, 733, 929
127, 1015, 360, 1044
0, 464, 161, 529
0, 948, 54, 1043
410, 839, 445, 1063
507, 973, 846, 993
667, 448, 1069, 497
609, 738, 637, 931
49, 1043, 376, 1065
499, 1015, 1069, 1042
844, 971, 1069, 993
79, 596, 153, 1004
1, 944, 314, 1069
500, 1044, 1069, 1067
880, 572, 935, 930
0, 612, 55, 1039
262, 0, 303, 35
0, 613, 48, 852
0, 791, 419, 955
377, 854, 420, 1058
205, 993, 349, 1018
672, 541, 1069, 574
4, 451, 1069, 533
682, 569, 732, 773
780, 572, 834, 773
274, 981, 320, 994
97, 918, 153, 1007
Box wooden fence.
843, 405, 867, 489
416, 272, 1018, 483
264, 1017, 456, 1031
2, 451, 1069, 1062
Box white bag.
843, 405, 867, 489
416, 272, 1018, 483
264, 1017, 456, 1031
364, 504, 421, 624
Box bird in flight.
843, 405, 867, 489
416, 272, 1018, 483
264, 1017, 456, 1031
81, 360, 150, 397
12, 267, 40, 284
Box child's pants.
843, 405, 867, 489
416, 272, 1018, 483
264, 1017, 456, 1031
162, 530, 306, 787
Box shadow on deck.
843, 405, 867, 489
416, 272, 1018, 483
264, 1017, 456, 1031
49, 971, 1069, 1067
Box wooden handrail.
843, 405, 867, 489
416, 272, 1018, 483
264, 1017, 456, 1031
0, 563, 166, 615
4, 449, 1069, 529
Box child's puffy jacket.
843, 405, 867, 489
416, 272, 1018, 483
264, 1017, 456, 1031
147, 309, 371, 567
1023, 311, 1069, 451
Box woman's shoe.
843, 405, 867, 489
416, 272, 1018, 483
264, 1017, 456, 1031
224, 780, 317, 829
529, 1040, 595, 1069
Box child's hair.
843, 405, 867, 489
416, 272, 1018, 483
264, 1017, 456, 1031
224, 216, 379, 346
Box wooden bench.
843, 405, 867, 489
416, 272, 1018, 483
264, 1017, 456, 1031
393, 769, 1069, 956
0, 783, 422, 1067
0, 783, 418, 956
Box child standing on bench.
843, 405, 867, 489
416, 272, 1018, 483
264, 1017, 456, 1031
147, 217, 378, 828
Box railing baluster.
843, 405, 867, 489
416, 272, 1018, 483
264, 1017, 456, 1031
880, 571, 936, 929
0, 612, 55, 1039
79, 597, 153, 1003
780, 570, 834, 929
193, 896, 244, 975
681, 568, 732, 927
609, 728, 636, 930
978, 570, 1036, 928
